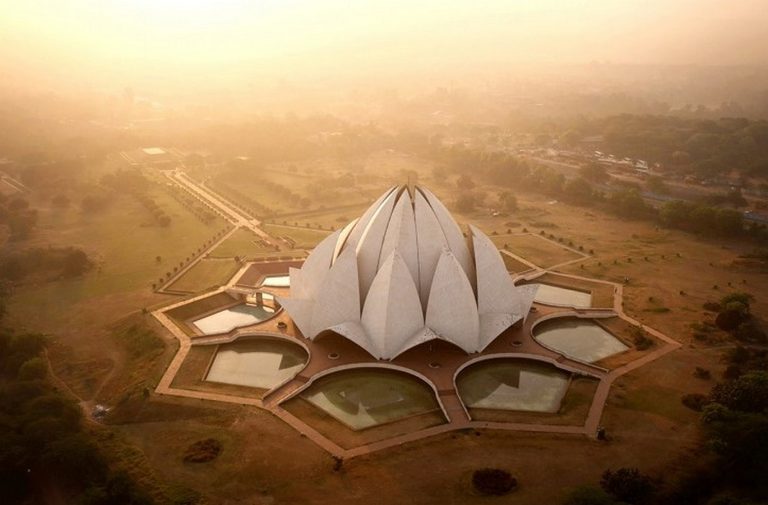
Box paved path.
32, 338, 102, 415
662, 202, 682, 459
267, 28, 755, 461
167, 171, 271, 241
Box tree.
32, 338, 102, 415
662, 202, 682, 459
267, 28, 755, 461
710, 371, 768, 413
580, 163, 608, 183
498, 191, 518, 212
564, 178, 594, 204
81, 195, 108, 213
7, 210, 38, 239
52, 194, 70, 208
714, 209, 744, 236
8, 198, 29, 211
609, 189, 650, 218
704, 407, 768, 488
600, 468, 656, 504
645, 176, 666, 194
720, 292, 754, 309
457, 173, 476, 190
455, 192, 480, 213
63, 249, 91, 277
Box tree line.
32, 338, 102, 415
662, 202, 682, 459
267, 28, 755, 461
556, 114, 768, 180
437, 146, 765, 242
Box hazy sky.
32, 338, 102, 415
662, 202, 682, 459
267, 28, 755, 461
1, 0, 767, 94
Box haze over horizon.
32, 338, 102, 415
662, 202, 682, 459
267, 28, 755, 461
2, 0, 767, 100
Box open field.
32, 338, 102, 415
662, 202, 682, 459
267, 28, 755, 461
4, 183, 226, 401
208, 228, 277, 259
208, 176, 295, 216
491, 233, 585, 268
501, 251, 536, 273
266, 204, 368, 229
7, 188, 224, 332
167, 259, 239, 293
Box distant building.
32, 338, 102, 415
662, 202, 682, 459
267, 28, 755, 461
121, 147, 175, 168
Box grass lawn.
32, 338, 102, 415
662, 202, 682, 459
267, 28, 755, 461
491, 233, 584, 268
501, 252, 535, 273
210, 176, 295, 215
168, 259, 240, 293
268, 204, 368, 230
209, 228, 277, 260
8, 189, 226, 331
262, 224, 330, 249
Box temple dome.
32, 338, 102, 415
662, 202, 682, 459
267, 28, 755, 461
278, 186, 537, 360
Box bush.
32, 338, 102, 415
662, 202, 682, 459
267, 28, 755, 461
183, 438, 222, 463
694, 367, 712, 380
600, 468, 656, 504
734, 320, 767, 343
682, 393, 709, 411
471, 468, 517, 496
633, 332, 654, 351
715, 310, 744, 331
726, 346, 751, 365
703, 302, 720, 312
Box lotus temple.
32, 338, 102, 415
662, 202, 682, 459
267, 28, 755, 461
154, 185, 679, 458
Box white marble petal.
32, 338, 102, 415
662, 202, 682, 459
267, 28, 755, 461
361, 251, 425, 359
309, 246, 361, 337
425, 249, 480, 353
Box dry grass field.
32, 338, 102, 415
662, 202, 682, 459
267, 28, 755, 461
491, 233, 586, 268
167, 259, 239, 293
208, 228, 277, 260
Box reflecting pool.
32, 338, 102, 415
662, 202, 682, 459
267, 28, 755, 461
457, 359, 570, 412
206, 338, 307, 389
301, 369, 439, 430
533, 318, 628, 363
193, 303, 275, 334
261, 275, 290, 288
532, 283, 592, 308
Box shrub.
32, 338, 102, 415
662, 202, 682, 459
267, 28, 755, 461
726, 346, 750, 365
600, 468, 656, 504
734, 320, 767, 343
471, 468, 517, 496
183, 438, 222, 463
682, 393, 709, 411
715, 310, 744, 331
694, 367, 711, 380
632, 329, 654, 350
